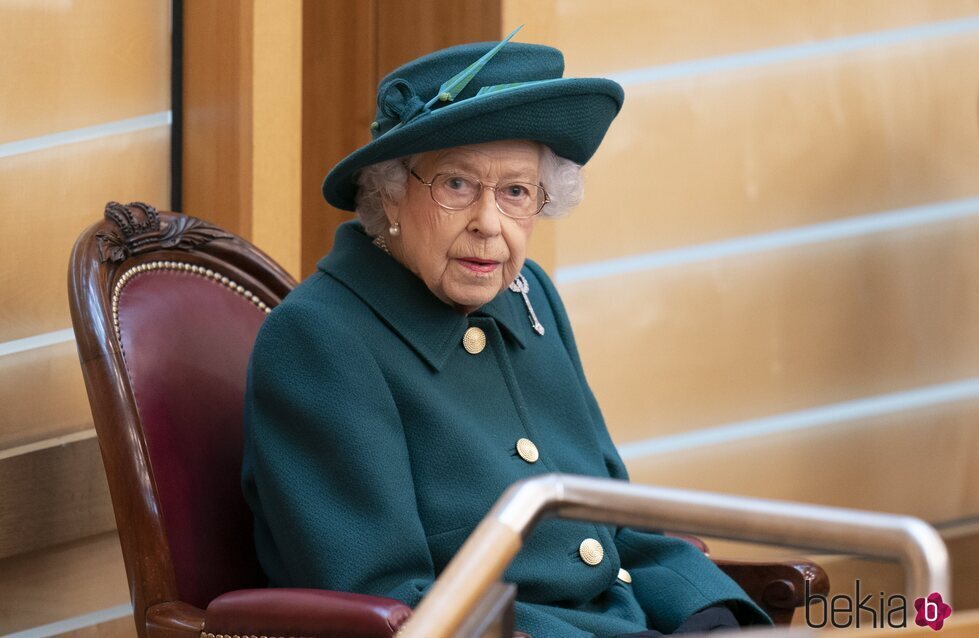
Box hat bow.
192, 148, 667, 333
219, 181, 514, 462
378, 79, 428, 131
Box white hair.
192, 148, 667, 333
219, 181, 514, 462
353, 144, 584, 237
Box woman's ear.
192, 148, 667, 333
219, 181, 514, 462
381, 191, 400, 227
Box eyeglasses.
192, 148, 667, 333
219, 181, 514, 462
409, 169, 550, 219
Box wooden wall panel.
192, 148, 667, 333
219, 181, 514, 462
0, 532, 129, 635
545, 0, 979, 76
557, 36, 979, 266
0, 345, 90, 449
182, 0, 253, 237
0, 435, 114, 560
376, 0, 502, 73
184, 0, 306, 279
57, 615, 137, 638
251, 0, 303, 277
566, 217, 979, 441
0, 1, 167, 634
300, 0, 377, 277
0, 0, 170, 144
626, 398, 979, 523
0, 127, 170, 343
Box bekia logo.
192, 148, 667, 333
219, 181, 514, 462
914, 592, 953, 631
806, 579, 952, 630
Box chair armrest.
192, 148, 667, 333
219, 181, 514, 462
146, 602, 205, 638
202, 588, 412, 638
715, 559, 829, 625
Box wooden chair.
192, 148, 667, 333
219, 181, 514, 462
68, 202, 411, 638
68, 202, 827, 638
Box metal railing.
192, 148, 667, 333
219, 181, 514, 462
397, 473, 950, 638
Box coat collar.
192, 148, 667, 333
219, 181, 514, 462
318, 222, 529, 371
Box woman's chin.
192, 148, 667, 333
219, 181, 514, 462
443, 281, 501, 313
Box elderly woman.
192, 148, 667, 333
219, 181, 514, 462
242, 36, 770, 638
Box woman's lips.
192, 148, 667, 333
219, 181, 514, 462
456, 257, 501, 274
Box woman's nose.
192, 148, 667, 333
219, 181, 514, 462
467, 187, 502, 236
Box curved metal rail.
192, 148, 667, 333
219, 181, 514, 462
397, 473, 950, 638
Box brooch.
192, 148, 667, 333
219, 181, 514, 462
509, 274, 545, 336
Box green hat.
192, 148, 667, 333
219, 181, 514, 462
322, 27, 625, 211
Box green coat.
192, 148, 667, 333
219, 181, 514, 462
241, 221, 770, 637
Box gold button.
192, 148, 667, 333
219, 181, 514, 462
579, 538, 604, 566
462, 326, 486, 354
617, 568, 632, 583
516, 438, 539, 463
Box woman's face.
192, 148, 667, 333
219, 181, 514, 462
384, 140, 540, 314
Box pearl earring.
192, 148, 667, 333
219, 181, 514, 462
389, 221, 401, 237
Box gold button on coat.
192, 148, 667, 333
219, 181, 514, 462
617, 568, 632, 583
462, 326, 486, 354
579, 538, 604, 566
516, 438, 539, 463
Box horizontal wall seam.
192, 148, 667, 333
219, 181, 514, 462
0, 428, 96, 461
0, 111, 172, 159
0, 329, 75, 359
2, 603, 132, 638
606, 15, 979, 86
555, 196, 979, 284
617, 376, 979, 460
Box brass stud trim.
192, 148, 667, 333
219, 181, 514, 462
111, 260, 272, 347
202, 633, 310, 638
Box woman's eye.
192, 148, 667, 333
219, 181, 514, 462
503, 184, 530, 199
445, 176, 475, 191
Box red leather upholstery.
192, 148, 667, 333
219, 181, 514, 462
203, 589, 412, 638
117, 268, 267, 608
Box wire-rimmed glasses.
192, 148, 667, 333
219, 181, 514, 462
409, 169, 550, 218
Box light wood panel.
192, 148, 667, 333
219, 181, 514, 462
56, 615, 137, 638
182, 0, 252, 237
626, 398, 979, 523
0, 0, 170, 145
0, 532, 129, 635
565, 217, 979, 440
0, 126, 170, 343
0, 343, 90, 449
0, 434, 114, 561
558, 35, 979, 266
300, 0, 377, 277
250, 0, 303, 277
183, 0, 310, 279
544, 0, 979, 77
945, 530, 979, 610
376, 0, 502, 74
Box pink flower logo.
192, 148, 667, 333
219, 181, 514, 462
914, 592, 952, 631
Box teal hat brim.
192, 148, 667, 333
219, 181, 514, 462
322, 77, 624, 212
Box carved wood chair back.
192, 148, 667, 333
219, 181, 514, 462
68, 202, 297, 636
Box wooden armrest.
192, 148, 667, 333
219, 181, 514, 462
146, 589, 412, 638
716, 559, 829, 625
146, 602, 205, 638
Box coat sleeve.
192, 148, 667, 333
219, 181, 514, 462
522, 260, 772, 632
240, 298, 435, 607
